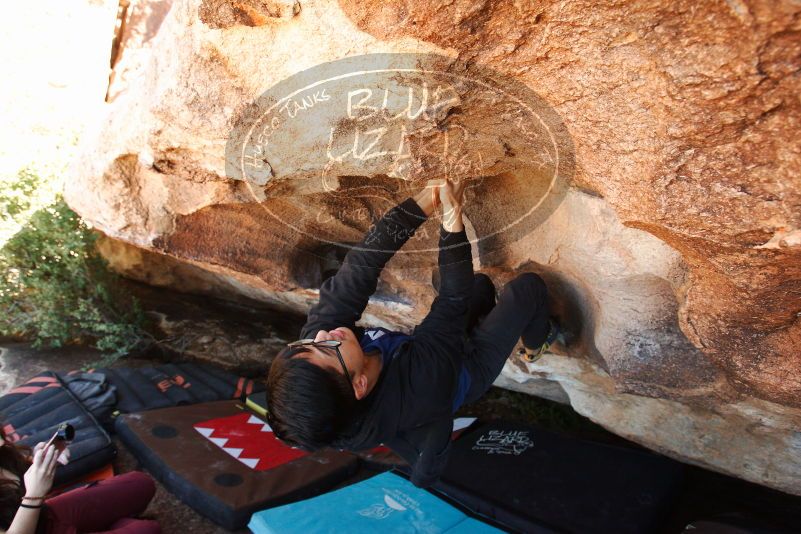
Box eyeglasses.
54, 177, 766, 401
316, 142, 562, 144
288, 339, 353, 384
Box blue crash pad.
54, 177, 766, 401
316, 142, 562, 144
248, 471, 503, 534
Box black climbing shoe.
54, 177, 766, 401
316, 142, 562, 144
522, 319, 562, 363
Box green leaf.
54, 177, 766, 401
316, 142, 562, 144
0, 175, 150, 364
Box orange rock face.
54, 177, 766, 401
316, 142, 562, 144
337, 0, 801, 406
66, 0, 801, 493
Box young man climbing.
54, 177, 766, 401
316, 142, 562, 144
266, 179, 557, 487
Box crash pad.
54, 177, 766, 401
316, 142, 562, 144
79, 362, 263, 423
115, 400, 358, 530
684, 514, 798, 534
435, 420, 685, 534
0, 372, 116, 486
248, 471, 505, 534
357, 417, 478, 469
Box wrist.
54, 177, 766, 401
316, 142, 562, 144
442, 207, 463, 233
412, 189, 435, 218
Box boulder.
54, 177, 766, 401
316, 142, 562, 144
65, 0, 801, 494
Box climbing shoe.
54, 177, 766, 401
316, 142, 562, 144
521, 319, 562, 363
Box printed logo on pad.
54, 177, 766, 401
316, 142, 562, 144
472, 429, 534, 455
194, 412, 307, 470
357, 489, 417, 520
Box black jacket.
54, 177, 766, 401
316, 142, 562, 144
300, 197, 474, 487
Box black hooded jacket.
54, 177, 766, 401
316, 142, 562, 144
299, 197, 474, 487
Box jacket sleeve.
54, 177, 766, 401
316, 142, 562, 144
389, 416, 454, 488
300, 198, 427, 339
412, 226, 474, 341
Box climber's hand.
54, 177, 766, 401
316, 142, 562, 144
438, 178, 466, 210
413, 179, 445, 217
438, 178, 465, 233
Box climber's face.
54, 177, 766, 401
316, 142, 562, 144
312, 327, 364, 370
293, 327, 370, 397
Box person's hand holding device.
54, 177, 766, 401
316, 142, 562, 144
23, 442, 58, 500
34, 423, 73, 466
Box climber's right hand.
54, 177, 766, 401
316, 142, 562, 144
438, 178, 466, 232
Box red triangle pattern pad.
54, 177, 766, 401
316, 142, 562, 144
194, 412, 307, 471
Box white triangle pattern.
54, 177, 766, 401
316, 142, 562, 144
194, 419, 265, 470
209, 437, 228, 447
239, 457, 259, 469
246, 414, 273, 432
452, 417, 477, 432
223, 447, 243, 458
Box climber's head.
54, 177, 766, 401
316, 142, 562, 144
266, 327, 367, 450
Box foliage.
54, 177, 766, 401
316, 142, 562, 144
0, 167, 40, 220
0, 169, 151, 363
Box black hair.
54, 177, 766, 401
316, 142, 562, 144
0, 418, 31, 530
266, 345, 357, 451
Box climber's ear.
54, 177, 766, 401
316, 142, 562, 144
353, 373, 369, 400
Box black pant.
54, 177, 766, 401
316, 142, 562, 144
461, 273, 550, 405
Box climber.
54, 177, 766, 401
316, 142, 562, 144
265, 178, 558, 487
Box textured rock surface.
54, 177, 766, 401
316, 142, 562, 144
66, 0, 801, 494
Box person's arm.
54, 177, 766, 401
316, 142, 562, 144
416, 416, 454, 487
300, 186, 438, 339
412, 179, 474, 341
396, 417, 454, 488
5, 504, 41, 534
6, 444, 58, 534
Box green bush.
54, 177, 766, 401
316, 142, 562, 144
0, 167, 40, 220
0, 170, 151, 364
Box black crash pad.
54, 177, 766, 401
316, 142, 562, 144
434, 420, 684, 534
0, 372, 116, 486
88, 362, 264, 418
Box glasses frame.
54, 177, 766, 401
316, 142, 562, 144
288, 339, 353, 384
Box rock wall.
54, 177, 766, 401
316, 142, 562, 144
65, 0, 801, 494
